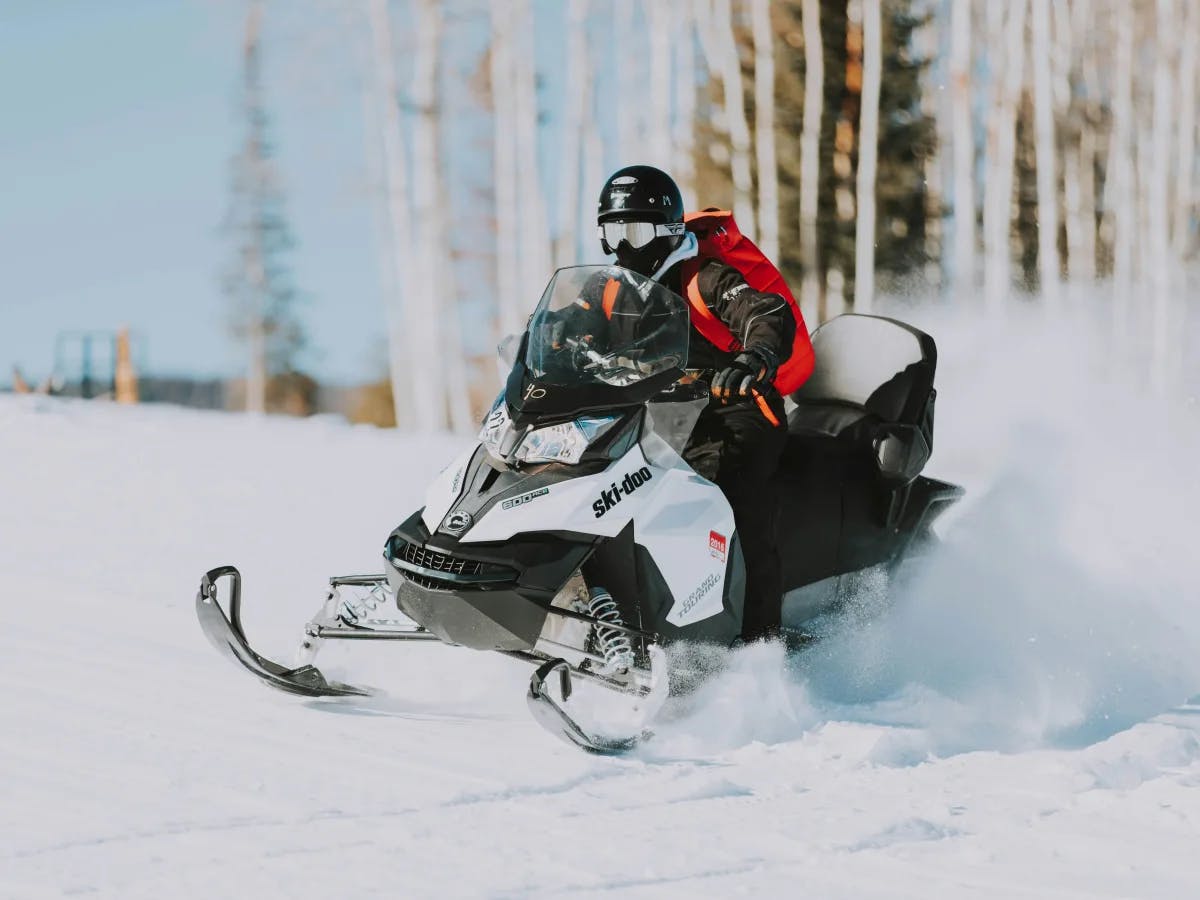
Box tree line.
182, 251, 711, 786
228, 0, 1200, 427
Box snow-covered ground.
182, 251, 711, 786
3, 308, 1199, 898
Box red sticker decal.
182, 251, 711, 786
709, 530, 727, 561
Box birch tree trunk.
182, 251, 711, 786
358, 79, 406, 423
1053, 0, 1076, 287
513, 0, 552, 302
1170, 0, 1196, 390
854, 0, 882, 312
1030, 0, 1060, 306
983, 0, 1028, 316
580, 11, 604, 260
582, 90, 604, 257
715, 0, 756, 234
512, 0, 551, 302
646, 1, 673, 169
439, 237, 474, 433
693, 0, 723, 75
411, 0, 470, 432
1148, 0, 1176, 394
410, 0, 456, 431
1062, 0, 1097, 283
615, 0, 642, 155
1063, 136, 1090, 283
1109, 0, 1135, 335
949, 0, 976, 299
672, 5, 698, 207
490, 0, 521, 338
915, 13, 944, 290
366, 0, 417, 429
799, 0, 824, 323
1075, 0, 1100, 285
752, 0, 779, 261
1077, 123, 1098, 280
1173, 0, 1196, 259
555, 0, 588, 268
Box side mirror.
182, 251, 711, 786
497, 333, 523, 368
873, 423, 930, 485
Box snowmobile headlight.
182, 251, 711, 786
514, 415, 621, 465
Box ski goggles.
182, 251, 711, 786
598, 220, 686, 249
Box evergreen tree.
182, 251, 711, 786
873, 1, 936, 286
224, 1, 306, 413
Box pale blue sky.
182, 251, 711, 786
1, 0, 649, 385
3, 1, 419, 383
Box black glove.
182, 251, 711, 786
539, 320, 567, 350
711, 347, 779, 403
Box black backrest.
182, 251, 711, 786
791, 314, 937, 426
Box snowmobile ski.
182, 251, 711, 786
197, 566, 370, 698
525, 658, 651, 755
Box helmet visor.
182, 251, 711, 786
599, 220, 685, 250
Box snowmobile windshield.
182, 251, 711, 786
524, 266, 690, 388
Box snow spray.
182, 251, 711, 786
656, 288, 1200, 760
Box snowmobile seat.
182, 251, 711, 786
785, 313, 937, 485
771, 315, 940, 585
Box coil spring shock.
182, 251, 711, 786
337, 583, 390, 625
587, 587, 634, 673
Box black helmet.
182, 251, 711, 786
597, 165, 685, 276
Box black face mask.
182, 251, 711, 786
613, 236, 681, 278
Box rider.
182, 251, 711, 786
590, 164, 812, 643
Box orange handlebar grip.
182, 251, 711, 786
751, 389, 781, 427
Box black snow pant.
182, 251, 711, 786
681, 389, 788, 642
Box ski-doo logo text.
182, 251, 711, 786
680, 572, 720, 617
591, 467, 653, 518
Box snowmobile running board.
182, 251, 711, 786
197, 566, 378, 698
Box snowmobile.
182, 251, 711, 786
196, 265, 962, 753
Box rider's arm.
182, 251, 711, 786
695, 259, 797, 362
